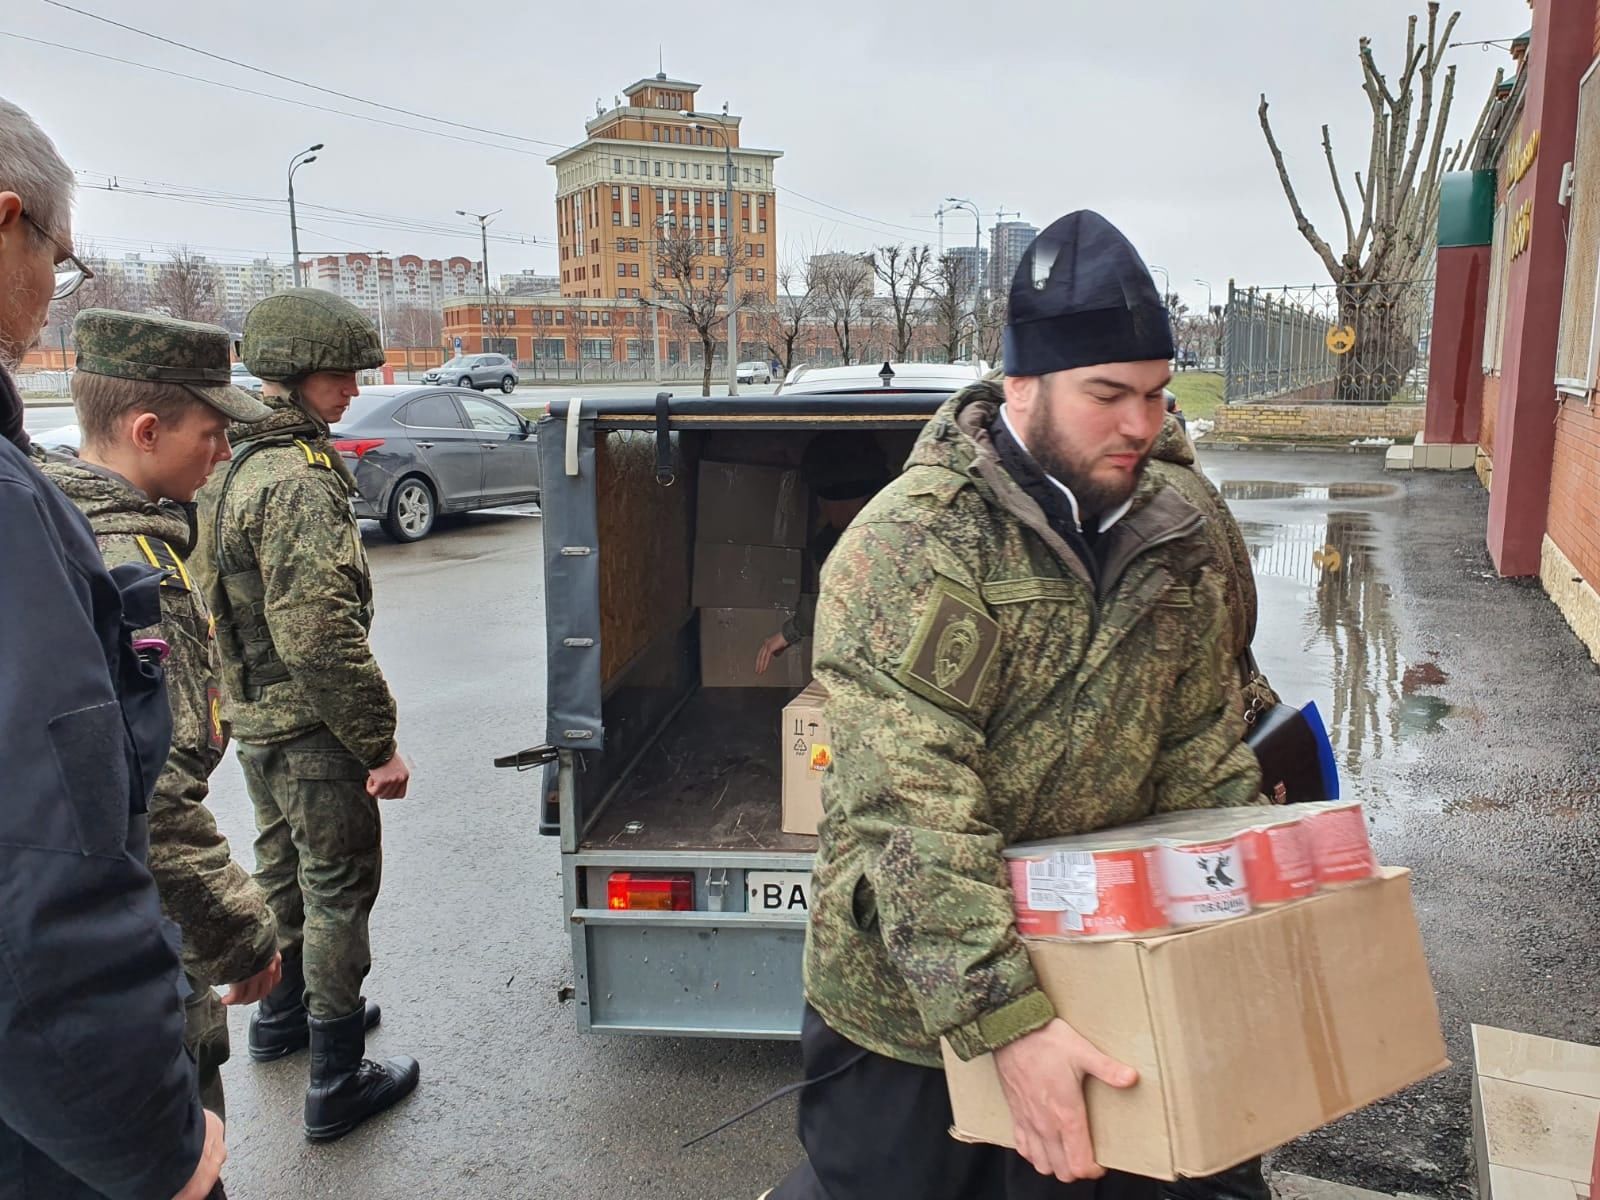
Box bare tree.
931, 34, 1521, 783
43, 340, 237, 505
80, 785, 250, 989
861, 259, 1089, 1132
650, 228, 740, 396
1258, 3, 1499, 401
749, 255, 821, 377
814, 254, 875, 366
870, 244, 935, 362
928, 252, 975, 364
45, 242, 134, 345
976, 294, 1008, 368
386, 304, 443, 349
149, 248, 221, 324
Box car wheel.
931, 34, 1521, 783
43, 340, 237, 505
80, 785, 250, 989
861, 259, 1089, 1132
458, 375, 473, 389
500, 375, 516, 394
383, 476, 436, 543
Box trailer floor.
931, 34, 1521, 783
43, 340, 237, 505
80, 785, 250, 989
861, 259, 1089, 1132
582, 687, 818, 853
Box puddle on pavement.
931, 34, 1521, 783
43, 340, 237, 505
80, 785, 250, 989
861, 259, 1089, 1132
1219, 480, 1401, 502
1237, 505, 1454, 803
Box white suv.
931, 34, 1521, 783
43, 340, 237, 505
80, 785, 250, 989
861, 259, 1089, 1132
423, 354, 520, 394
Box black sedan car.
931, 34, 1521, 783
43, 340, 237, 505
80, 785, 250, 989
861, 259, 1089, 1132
330, 385, 540, 542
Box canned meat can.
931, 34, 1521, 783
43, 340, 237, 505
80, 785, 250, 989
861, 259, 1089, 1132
1155, 835, 1253, 926
1299, 800, 1378, 885
1006, 840, 1170, 941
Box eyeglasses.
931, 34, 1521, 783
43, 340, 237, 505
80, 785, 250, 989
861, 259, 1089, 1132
21, 210, 95, 301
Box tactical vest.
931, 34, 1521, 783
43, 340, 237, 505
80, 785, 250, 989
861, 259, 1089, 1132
207, 435, 360, 700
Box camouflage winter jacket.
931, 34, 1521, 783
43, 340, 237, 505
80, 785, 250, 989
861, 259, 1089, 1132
1147, 417, 1279, 715
803, 382, 1264, 1068
191, 391, 397, 768
42, 456, 278, 987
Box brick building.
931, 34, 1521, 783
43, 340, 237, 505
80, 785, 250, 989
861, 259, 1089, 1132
1423, 0, 1600, 660
444, 71, 784, 370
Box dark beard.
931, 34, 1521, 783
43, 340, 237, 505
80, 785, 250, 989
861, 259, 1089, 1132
1025, 412, 1147, 521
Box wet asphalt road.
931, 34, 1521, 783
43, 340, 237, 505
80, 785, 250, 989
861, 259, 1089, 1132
198, 449, 1600, 1200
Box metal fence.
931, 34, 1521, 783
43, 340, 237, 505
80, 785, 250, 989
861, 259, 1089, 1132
1224, 279, 1434, 405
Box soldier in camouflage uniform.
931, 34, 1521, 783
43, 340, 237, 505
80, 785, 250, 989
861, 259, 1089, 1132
766, 213, 1263, 1200
191, 289, 419, 1142
41, 309, 282, 1122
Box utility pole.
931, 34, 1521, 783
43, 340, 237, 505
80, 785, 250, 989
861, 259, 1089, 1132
287, 143, 322, 288
457, 208, 500, 353
689, 111, 738, 395
945, 197, 982, 359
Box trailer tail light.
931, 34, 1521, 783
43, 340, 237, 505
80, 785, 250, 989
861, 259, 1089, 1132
607, 871, 694, 911
333, 438, 385, 458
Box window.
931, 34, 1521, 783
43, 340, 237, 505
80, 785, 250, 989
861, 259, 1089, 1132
616, 238, 627, 252
654, 161, 662, 177
744, 243, 753, 257
693, 191, 701, 206
682, 190, 690, 203
612, 212, 622, 225
741, 193, 750, 208
1483, 202, 1509, 374
680, 162, 688, 179
629, 238, 639, 252
1558, 69, 1600, 392
625, 312, 636, 326
582, 338, 612, 360
655, 188, 665, 204
743, 168, 751, 183
695, 266, 704, 279
746, 269, 753, 282
630, 263, 640, 277
758, 220, 767, 233
461, 397, 522, 434
742, 218, 750, 233
758, 195, 766, 209
617, 263, 627, 277
755, 169, 763, 183
694, 164, 701, 180
618, 288, 627, 298
555, 311, 564, 324
757, 268, 766, 281
756, 244, 765, 257
668, 162, 675, 178
612, 185, 621, 199
613, 160, 621, 174
402, 394, 463, 429
536, 338, 565, 362
603, 311, 612, 326
631, 213, 641, 226
626, 160, 635, 175
652, 128, 660, 142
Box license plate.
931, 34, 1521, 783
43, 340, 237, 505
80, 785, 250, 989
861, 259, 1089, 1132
747, 870, 812, 914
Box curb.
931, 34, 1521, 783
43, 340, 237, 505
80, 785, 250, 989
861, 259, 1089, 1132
1197, 440, 1393, 455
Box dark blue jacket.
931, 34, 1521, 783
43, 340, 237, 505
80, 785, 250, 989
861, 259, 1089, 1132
0, 411, 204, 1198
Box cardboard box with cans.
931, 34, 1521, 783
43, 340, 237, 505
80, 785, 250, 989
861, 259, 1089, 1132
942, 801, 1448, 1180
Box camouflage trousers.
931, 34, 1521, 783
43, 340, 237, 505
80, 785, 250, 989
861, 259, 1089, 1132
238, 726, 383, 1020
184, 977, 229, 1120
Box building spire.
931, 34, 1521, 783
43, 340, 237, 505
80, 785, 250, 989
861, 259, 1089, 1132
657, 45, 665, 80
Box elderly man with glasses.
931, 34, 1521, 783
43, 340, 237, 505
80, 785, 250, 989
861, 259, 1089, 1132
0, 96, 228, 1200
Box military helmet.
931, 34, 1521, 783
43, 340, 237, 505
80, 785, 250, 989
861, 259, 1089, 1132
240, 287, 384, 381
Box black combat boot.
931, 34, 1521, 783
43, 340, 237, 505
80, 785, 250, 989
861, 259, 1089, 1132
248, 955, 380, 1062
303, 1003, 419, 1142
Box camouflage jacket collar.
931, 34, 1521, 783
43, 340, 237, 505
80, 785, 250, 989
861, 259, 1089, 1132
1151, 412, 1195, 467
40, 454, 194, 547
912, 381, 1206, 590
230, 387, 325, 446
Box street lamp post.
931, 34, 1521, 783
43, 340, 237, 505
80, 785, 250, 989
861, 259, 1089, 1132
945, 197, 982, 360
1149, 263, 1171, 307
687, 112, 738, 396
1194, 278, 1214, 369
288, 143, 323, 287
457, 209, 501, 354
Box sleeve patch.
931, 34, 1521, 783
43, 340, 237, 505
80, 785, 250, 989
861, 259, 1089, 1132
897, 577, 1001, 711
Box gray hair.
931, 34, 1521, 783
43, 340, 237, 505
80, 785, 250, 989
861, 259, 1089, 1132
0, 96, 73, 241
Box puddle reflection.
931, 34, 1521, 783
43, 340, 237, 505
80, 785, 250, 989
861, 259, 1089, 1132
1221, 480, 1400, 502
1237, 506, 1449, 796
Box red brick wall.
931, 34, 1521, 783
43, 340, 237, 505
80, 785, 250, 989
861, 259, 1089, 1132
1481, 373, 1500, 457
1548, 398, 1600, 584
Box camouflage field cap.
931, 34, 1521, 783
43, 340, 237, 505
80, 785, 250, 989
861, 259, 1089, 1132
240, 287, 385, 381
73, 309, 272, 422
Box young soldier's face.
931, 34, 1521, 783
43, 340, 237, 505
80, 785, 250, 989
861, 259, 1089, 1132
145, 404, 232, 502
1005, 361, 1171, 514
298, 370, 360, 424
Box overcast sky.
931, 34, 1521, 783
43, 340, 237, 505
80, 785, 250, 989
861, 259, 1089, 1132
5, 0, 1528, 310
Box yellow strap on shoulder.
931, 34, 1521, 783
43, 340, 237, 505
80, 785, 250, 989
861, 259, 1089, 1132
295, 439, 334, 470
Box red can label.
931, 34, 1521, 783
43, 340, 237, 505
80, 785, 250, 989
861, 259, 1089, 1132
1156, 837, 1252, 926
1008, 846, 1169, 940
1236, 819, 1316, 906
1302, 802, 1378, 885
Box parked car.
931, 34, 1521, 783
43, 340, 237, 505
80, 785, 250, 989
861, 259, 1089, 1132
422, 354, 520, 394
330, 385, 540, 542
776, 360, 990, 395
735, 360, 773, 384
230, 362, 265, 392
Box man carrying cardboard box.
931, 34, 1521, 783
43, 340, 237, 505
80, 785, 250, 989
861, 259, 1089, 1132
761, 211, 1262, 1200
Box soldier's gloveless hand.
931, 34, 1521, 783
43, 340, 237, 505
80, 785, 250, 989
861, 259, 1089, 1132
992, 1018, 1137, 1183
366, 749, 411, 800
221, 950, 282, 1007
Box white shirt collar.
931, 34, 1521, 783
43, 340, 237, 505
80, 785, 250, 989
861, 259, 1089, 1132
998, 405, 1133, 534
